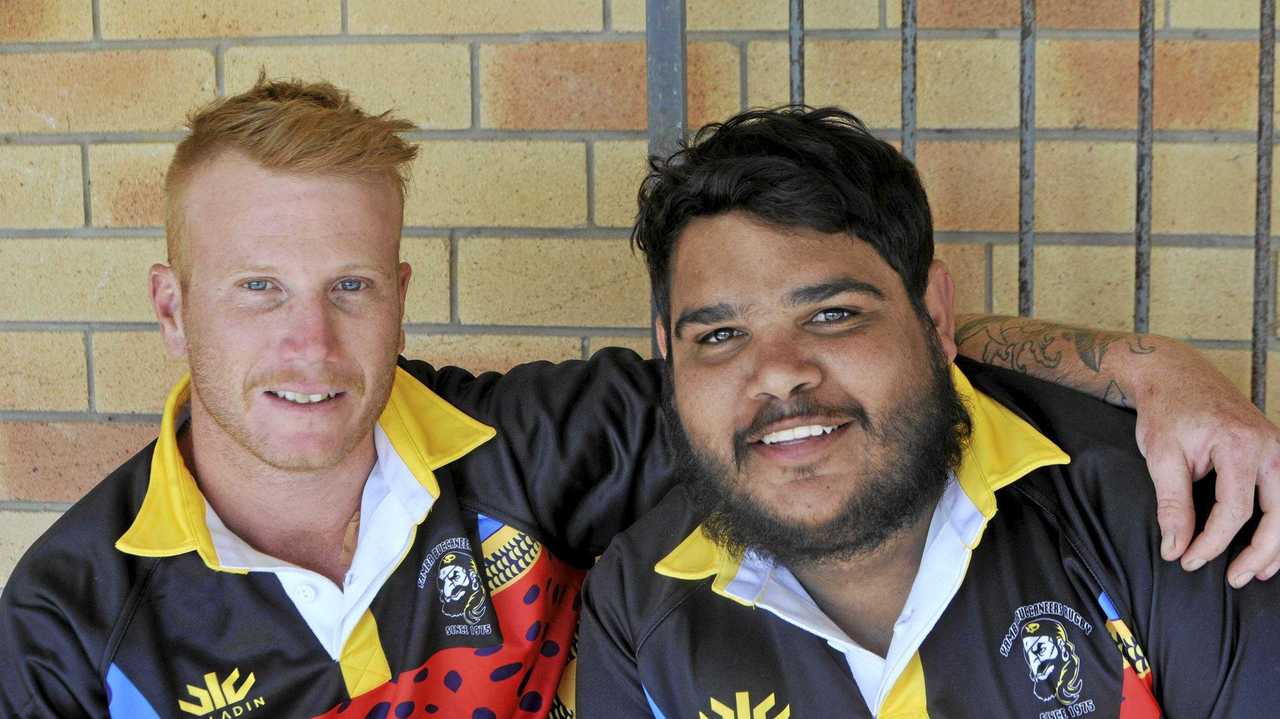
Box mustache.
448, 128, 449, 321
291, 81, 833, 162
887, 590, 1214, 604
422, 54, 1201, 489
731, 395, 871, 469
249, 369, 365, 395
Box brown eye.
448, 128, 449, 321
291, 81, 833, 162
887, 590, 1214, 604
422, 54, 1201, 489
811, 308, 853, 324
700, 328, 742, 345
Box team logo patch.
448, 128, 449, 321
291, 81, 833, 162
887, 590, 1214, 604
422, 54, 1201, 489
1000, 601, 1097, 718
419, 536, 495, 637
699, 690, 790, 719
177, 667, 267, 717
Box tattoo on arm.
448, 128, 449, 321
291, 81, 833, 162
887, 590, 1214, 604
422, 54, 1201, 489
955, 316, 1157, 408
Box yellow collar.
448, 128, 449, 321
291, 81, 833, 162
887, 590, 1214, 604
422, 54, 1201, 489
654, 364, 1071, 591
115, 367, 496, 572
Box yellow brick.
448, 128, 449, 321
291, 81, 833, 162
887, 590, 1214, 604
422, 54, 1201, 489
935, 244, 987, 315
992, 245, 1134, 331
1037, 40, 1138, 129
0, 238, 163, 322
0, 146, 83, 230
350, 0, 601, 33
806, 40, 900, 129
747, 41, 789, 110
0, 512, 60, 587
0, 332, 87, 412
481, 42, 645, 130
89, 144, 173, 228
1035, 142, 1136, 233
0, 0, 92, 41
100, 0, 339, 38
406, 142, 586, 227
594, 140, 649, 228
588, 336, 652, 357
888, 0, 903, 27
918, 40, 1019, 129
805, 0, 882, 28
1170, 0, 1259, 28
1153, 143, 1254, 236
0, 50, 214, 134
1150, 247, 1253, 340
401, 238, 451, 324
915, 141, 1018, 232
403, 334, 581, 374
612, 0, 787, 30
92, 332, 186, 414
688, 42, 741, 130
458, 238, 648, 327
225, 44, 470, 130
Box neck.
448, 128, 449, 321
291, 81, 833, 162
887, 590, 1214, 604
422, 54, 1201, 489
180, 406, 375, 586
789, 506, 935, 658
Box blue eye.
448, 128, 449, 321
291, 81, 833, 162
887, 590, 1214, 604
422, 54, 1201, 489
811, 308, 854, 323
699, 328, 743, 345
243, 279, 272, 291
336, 278, 366, 292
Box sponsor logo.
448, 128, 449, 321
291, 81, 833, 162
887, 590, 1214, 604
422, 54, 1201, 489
177, 668, 267, 718
699, 691, 790, 719
1001, 603, 1096, 719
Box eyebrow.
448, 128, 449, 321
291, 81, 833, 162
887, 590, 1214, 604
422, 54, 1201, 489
673, 302, 741, 340
787, 277, 885, 306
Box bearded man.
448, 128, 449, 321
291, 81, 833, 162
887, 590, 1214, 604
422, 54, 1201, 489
578, 107, 1280, 718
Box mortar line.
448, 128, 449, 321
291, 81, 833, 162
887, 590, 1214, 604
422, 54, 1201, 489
79, 143, 92, 227
881, 0, 888, 29
984, 243, 994, 313
603, 0, 613, 31
214, 43, 226, 96
738, 40, 750, 110
83, 330, 96, 413
0, 410, 161, 423
469, 42, 481, 130
0, 502, 75, 513
341, 0, 350, 34
448, 231, 460, 324
585, 141, 598, 226
91, 0, 103, 40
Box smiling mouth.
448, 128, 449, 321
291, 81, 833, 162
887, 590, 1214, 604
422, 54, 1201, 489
266, 390, 342, 405
756, 422, 850, 446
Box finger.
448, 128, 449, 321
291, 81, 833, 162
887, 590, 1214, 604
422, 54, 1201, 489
1225, 510, 1280, 587
1145, 443, 1196, 561
1260, 558, 1280, 581
1182, 455, 1257, 570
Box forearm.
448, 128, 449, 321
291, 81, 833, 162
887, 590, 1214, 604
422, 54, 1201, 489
954, 313, 1186, 410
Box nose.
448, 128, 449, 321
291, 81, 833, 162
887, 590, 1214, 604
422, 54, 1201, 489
280, 295, 340, 364
744, 334, 823, 402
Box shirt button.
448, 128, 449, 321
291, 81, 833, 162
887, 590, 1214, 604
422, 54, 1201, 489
292, 583, 317, 603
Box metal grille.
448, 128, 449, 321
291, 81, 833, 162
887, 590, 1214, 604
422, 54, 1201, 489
644, 0, 1279, 410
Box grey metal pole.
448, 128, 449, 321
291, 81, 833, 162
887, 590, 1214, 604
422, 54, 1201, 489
1252, 0, 1275, 409
1017, 0, 1036, 316
901, 0, 918, 162
1134, 0, 1155, 333
645, 0, 687, 358
789, 0, 804, 105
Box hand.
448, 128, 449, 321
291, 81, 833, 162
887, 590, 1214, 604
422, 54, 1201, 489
1133, 344, 1280, 588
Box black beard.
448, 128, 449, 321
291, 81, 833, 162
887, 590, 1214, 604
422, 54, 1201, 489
661, 328, 972, 568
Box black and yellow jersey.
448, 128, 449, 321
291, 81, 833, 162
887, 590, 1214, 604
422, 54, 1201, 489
578, 359, 1278, 719
0, 350, 672, 719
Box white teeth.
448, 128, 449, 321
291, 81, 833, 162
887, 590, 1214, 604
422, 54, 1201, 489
759, 424, 838, 445
270, 390, 337, 404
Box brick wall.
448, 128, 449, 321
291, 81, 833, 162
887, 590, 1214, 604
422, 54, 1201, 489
0, 0, 1273, 586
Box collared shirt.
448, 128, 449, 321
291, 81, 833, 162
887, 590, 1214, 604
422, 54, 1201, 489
724, 476, 983, 713
206, 425, 433, 659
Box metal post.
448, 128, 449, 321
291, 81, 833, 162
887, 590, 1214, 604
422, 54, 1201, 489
901, 0, 918, 162
1252, 0, 1276, 409
789, 0, 805, 105
1017, 0, 1036, 316
1134, 0, 1155, 333
645, 0, 687, 357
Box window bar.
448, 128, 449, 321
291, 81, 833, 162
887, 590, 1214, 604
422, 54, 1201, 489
645, 0, 688, 357
1134, 0, 1155, 333
789, 0, 805, 105
1252, 0, 1276, 409
900, 0, 918, 162
1018, 0, 1036, 316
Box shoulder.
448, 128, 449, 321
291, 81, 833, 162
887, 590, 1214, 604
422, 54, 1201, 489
583, 485, 706, 646
2, 440, 158, 625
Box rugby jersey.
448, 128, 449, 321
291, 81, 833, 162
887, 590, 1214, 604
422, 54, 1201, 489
0, 350, 672, 719
578, 359, 1279, 719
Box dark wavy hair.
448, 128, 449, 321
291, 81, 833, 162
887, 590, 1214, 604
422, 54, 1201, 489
632, 106, 934, 327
